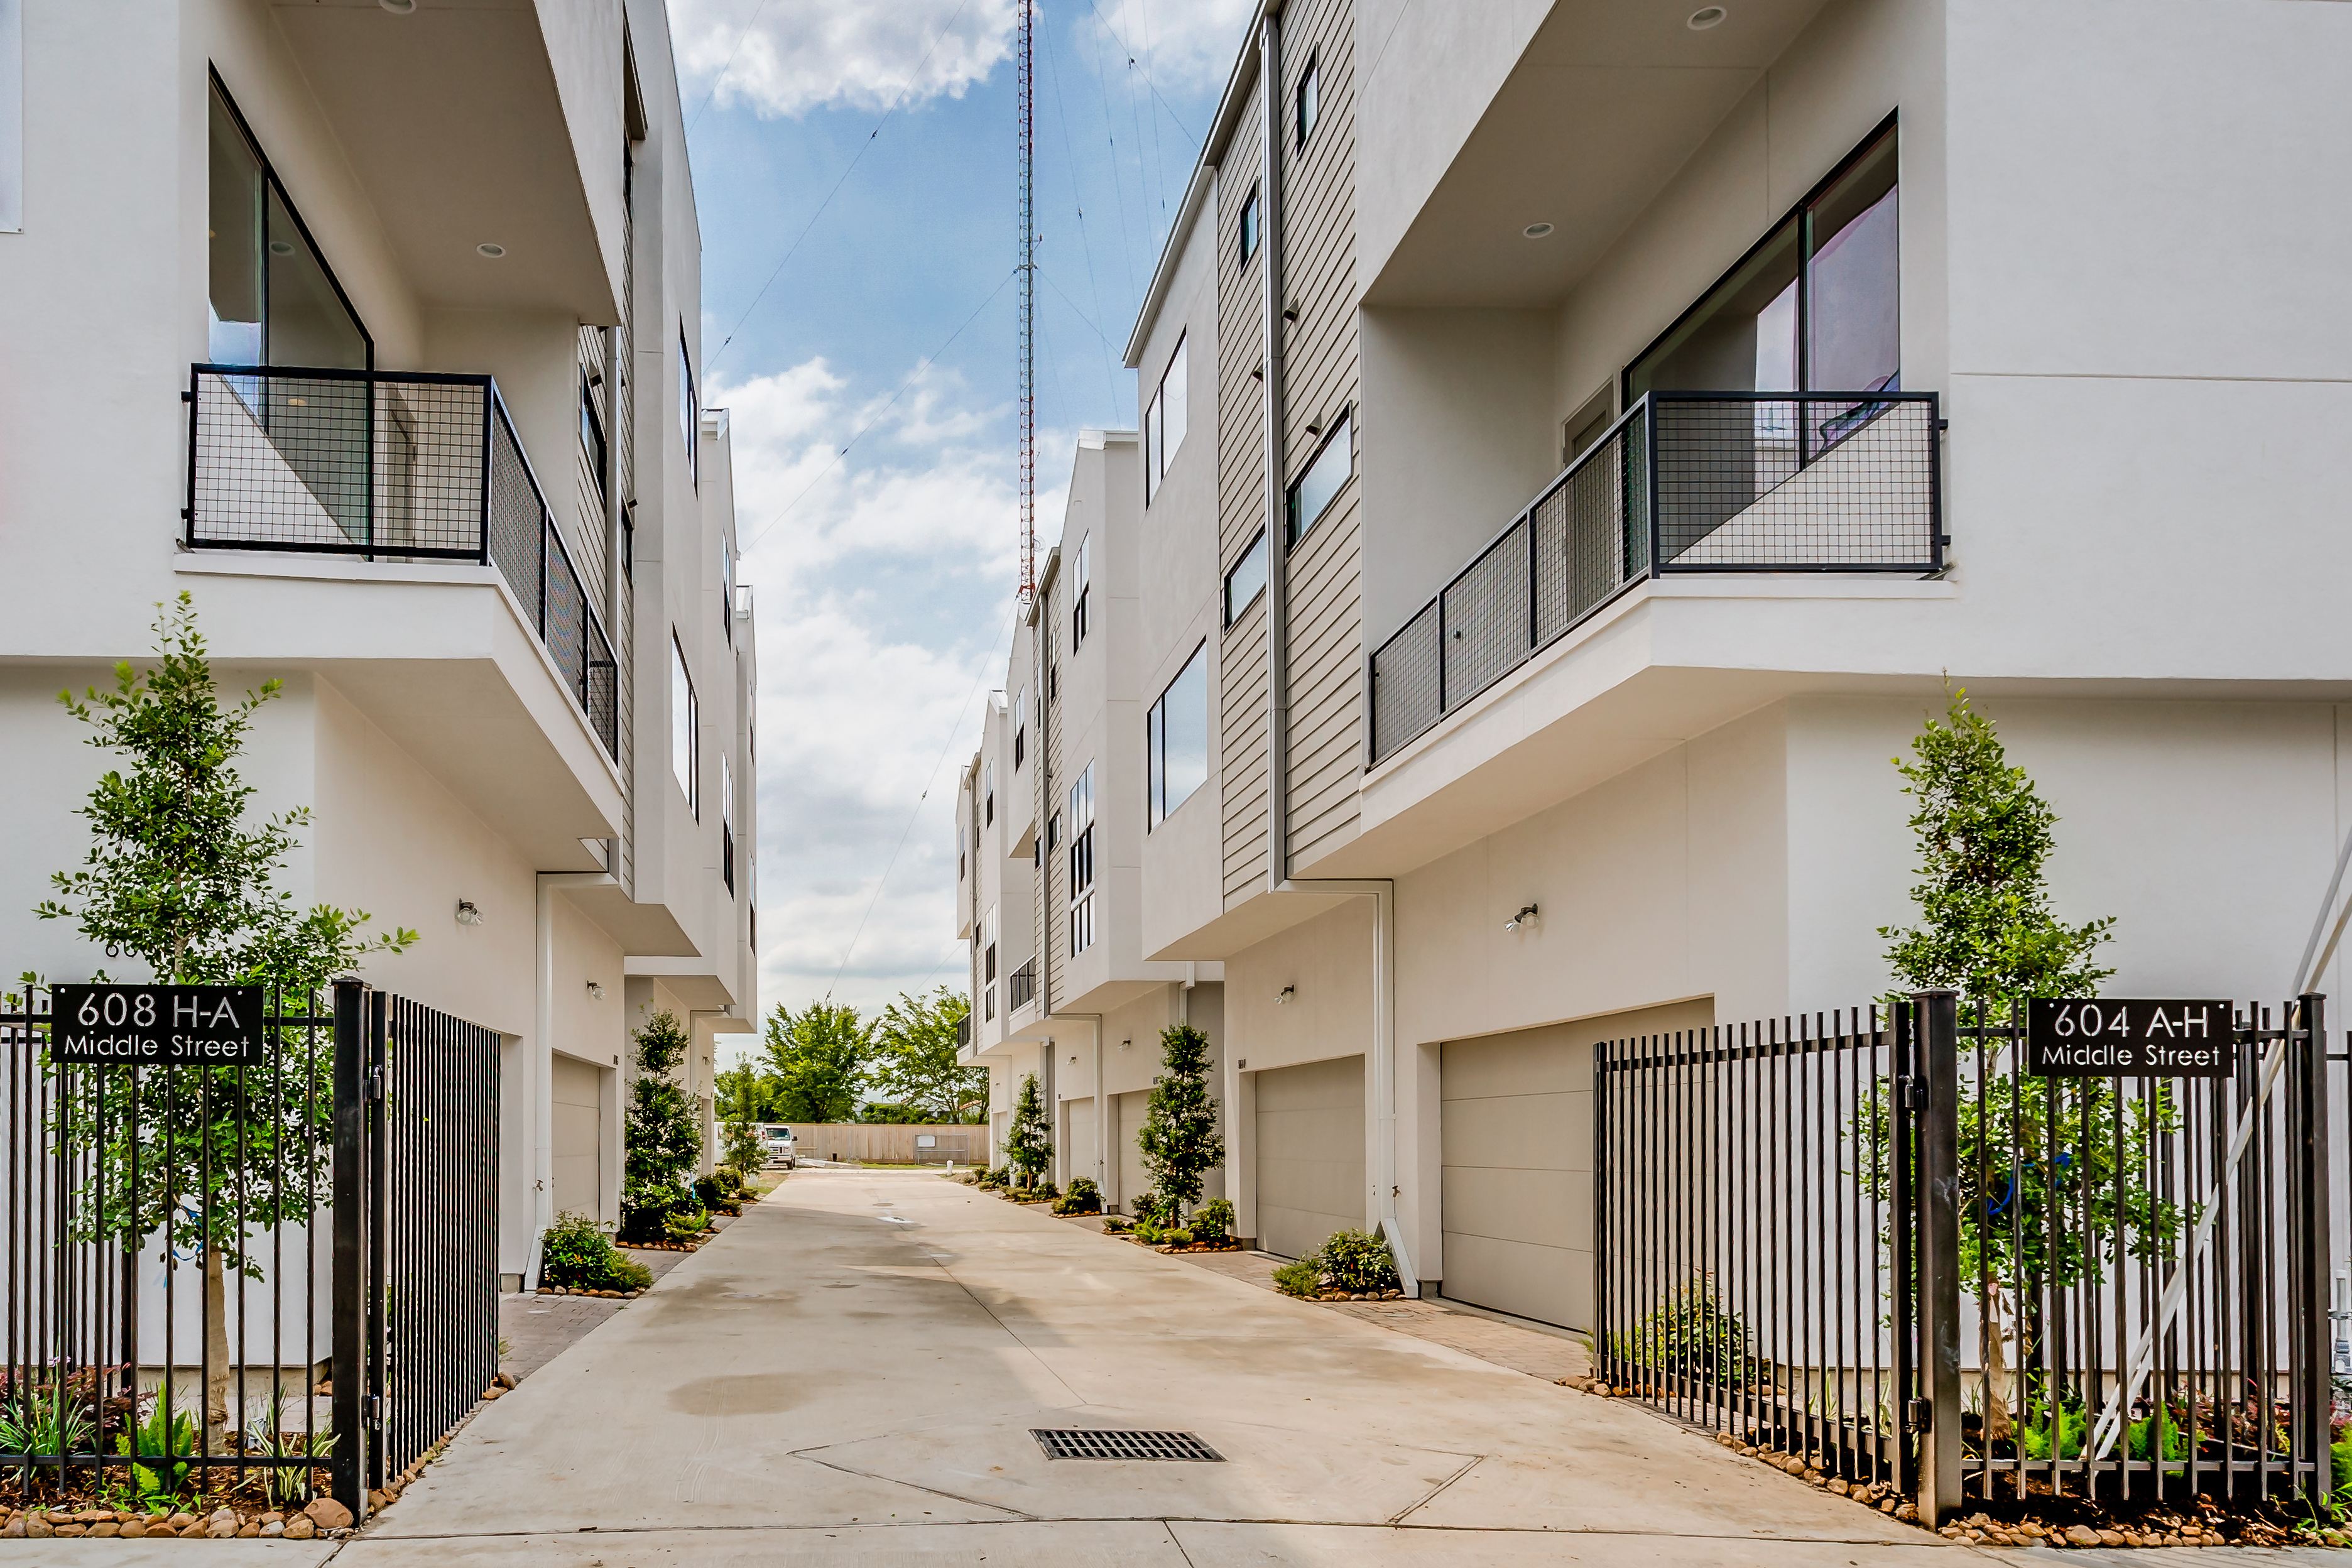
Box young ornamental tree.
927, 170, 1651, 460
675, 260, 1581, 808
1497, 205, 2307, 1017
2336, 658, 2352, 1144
869, 986, 985, 1121
35, 594, 416, 1442
1871, 687, 2151, 1446
1001, 1072, 1053, 1190
620, 1008, 704, 1242
1136, 1023, 1223, 1221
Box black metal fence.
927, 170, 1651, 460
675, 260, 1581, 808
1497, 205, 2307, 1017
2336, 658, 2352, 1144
187, 364, 619, 763
1595, 991, 2338, 1524
1368, 391, 1941, 763
0, 978, 498, 1522
1595, 1004, 1919, 1497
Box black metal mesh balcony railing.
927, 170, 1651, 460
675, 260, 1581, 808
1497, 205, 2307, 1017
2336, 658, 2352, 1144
188, 364, 619, 763
1368, 391, 1940, 765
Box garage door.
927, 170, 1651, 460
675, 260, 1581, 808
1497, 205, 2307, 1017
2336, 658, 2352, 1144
1114, 1089, 1149, 1212
1064, 1096, 1097, 1190
1255, 1055, 1364, 1260
1440, 1000, 1711, 1330
550, 1053, 606, 1224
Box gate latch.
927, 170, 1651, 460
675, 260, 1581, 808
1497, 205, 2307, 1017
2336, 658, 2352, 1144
1897, 1075, 1928, 1111
366, 1065, 385, 1102
1905, 1397, 1932, 1434
364, 1393, 384, 1425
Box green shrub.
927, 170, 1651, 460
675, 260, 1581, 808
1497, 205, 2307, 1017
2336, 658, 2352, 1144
1190, 1198, 1235, 1245
693, 1173, 741, 1214
540, 1212, 654, 1291
1272, 1256, 1322, 1298
1605, 1276, 1753, 1385
1131, 1220, 1165, 1246
1101, 1214, 1133, 1234
1162, 1228, 1194, 1247
619, 1179, 691, 1244
663, 1207, 711, 1241
1319, 1229, 1401, 1294
1129, 1189, 1170, 1227
1052, 1177, 1102, 1216
114, 1402, 196, 1507
978, 1165, 1010, 1190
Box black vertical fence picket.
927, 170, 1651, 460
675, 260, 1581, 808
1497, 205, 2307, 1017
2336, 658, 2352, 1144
1, 977, 497, 1523
1596, 991, 2341, 1524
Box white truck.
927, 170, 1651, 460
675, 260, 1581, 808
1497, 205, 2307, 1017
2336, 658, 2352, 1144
760, 1124, 798, 1169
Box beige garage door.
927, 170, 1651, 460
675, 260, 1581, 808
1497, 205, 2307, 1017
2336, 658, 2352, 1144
1114, 1090, 1149, 1212
551, 1054, 606, 1224
1440, 1000, 1711, 1330
1255, 1055, 1364, 1260
1064, 1096, 1097, 1190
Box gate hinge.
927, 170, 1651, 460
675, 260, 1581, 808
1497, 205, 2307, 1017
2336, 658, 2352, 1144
1906, 1397, 1932, 1433
364, 1393, 383, 1425
366, 1065, 385, 1102
1898, 1075, 1928, 1111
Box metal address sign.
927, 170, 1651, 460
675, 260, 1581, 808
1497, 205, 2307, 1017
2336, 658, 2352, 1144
49, 984, 266, 1066
2025, 998, 2236, 1078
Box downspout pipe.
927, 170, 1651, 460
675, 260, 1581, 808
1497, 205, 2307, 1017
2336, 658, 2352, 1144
1256, 2, 1415, 1296
531, 869, 615, 1288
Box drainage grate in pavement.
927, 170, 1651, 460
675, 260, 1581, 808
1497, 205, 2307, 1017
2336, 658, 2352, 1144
1032, 1429, 1223, 1462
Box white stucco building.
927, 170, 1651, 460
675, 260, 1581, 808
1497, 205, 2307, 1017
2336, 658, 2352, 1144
0, 0, 758, 1288
957, 0, 2352, 1329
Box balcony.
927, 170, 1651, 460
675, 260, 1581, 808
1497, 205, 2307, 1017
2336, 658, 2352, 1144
1368, 391, 1941, 764
186, 364, 619, 761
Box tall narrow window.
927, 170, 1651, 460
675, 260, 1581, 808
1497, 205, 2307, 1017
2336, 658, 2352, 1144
207, 79, 367, 371
984, 758, 995, 827
1224, 530, 1268, 626
580, 377, 608, 499
1070, 535, 1091, 651
1067, 763, 1096, 957
721, 536, 735, 640
1145, 335, 1188, 505
671, 632, 698, 817
1147, 643, 1209, 829
1295, 57, 1319, 150
982, 904, 999, 1021
1238, 186, 1260, 264
721, 754, 737, 894
1012, 683, 1027, 770
678, 330, 699, 487
1286, 414, 1352, 544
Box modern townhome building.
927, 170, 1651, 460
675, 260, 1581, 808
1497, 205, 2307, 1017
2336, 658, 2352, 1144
0, 0, 758, 1289
959, 0, 2352, 1331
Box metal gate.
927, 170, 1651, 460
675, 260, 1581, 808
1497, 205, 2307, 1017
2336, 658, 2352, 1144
1595, 991, 2336, 1523
0, 977, 497, 1521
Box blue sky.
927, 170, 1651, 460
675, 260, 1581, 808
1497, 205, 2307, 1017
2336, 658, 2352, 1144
671, 0, 1248, 1047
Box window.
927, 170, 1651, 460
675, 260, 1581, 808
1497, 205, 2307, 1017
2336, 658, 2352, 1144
1012, 683, 1027, 770
1286, 414, 1352, 544
580, 378, 607, 499
721, 536, 735, 641
984, 758, 994, 827
207, 77, 368, 371
983, 901, 999, 1028
1144, 335, 1187, 504
1238, 186, 1260, 264
678, 330, 699, 487
721, 754, 737, 894
1626, 124, 1898, 410
1562, 386, 1613, 467
1224, 530, 1268, 626
671, 632, 697, 817
1148, 643, 1209, 829
1295, 56, 1319, 150
1070, 534, 1091, 651
1067, 764, 1096, 957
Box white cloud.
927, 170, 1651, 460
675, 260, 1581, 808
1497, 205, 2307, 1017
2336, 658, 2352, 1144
671, 0, 1020, 121
1081, 0, 1256, 99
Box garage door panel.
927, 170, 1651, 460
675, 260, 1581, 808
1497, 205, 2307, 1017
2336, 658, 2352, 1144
1439, 1091, 1585, 1172
1256, 1154, 1363, 1221
1116, 1091, 1149, 1209
1442, 1233, 1591, 1328
1256, 1055, 1365, 1260
550, 1057, 605, 1222
1440, 1163, 1582, 1249
1440, 1034, 1580, 1099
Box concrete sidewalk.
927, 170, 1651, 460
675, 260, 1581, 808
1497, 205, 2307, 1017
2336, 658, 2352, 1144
21, 1170, 2328, 1564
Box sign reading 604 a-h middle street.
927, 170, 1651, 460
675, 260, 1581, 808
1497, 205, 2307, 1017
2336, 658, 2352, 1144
50, 984, 266, 1066
2025, 998, 2236, 1078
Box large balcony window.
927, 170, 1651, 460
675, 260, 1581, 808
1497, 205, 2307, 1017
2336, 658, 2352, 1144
207, 75, 366, 373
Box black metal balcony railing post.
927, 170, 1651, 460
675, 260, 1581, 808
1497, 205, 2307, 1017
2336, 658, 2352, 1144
188, 363, 623, 764
1367, 390, 1939, 765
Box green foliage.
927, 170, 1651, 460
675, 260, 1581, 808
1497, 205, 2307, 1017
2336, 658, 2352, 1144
621, 1009, 703, 1244
0, 1380, 96, 1457
1190, 1198, 1235, 1245
1003, 1072, 1053, 1185
33, 597, 415, 1281
856, 1100, 934, 1124
715, 1062, 780, 1123
1128, 1188, 1170, 1227
1317, 1229, 1402, 1294
1052, 1177, 1101, 1215
117, 1401, 198, 1507
869, 986, 984, 1121
1100, 1214, 1133, 1234
239, 1391, 334, 1508
1880, 687, 2113, 1009
977, 1165, 1010, 1190
538, 1212, 651, 1291
761, 1001, 873, 1123
1272, 1257, 1322, 1298
2125, 1403, 2192, 1464
2020, 1403, 2089, 1461
1136, 1023, 1222, 1219
1161, 1228, 1194, 1247
663, 1206, 710, 1240
721, 1115, 766, 1179
692, 1173, 736, 1212
1606, 1276, 1755, 1385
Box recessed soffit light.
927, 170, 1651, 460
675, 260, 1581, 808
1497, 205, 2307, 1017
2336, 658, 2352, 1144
1523, 222, 1555, 239
476, 242, 506, 258
379, 0, 417, 13
1688, 6, 1727, 29
267, 239, 295, 256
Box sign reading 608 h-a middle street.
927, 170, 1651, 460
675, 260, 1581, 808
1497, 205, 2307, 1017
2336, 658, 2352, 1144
2025, 998, 2236, 1078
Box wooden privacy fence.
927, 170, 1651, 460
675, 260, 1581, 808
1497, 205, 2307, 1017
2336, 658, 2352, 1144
783, 1124, 988, 1165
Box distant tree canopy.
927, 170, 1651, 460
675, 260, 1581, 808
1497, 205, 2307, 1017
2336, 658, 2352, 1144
727, 989, 987, 1126
760, 1001, 871, 1123
869, 987, 984, 1121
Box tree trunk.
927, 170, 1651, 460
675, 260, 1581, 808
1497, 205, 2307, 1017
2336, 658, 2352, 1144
205, 1247, 231, 1450
1979, 1279, 2015, 1444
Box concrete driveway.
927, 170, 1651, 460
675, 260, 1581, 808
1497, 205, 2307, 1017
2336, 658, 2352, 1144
67, 1168, 2319, 1566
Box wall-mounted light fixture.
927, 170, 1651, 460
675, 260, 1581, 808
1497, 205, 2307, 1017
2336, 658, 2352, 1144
1505, 903, 1540, 932
1277, 985, 1297, 1005
455, 900, 484, 927
1119, 1038, 1133, 1051
586, 982, 606, 1002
